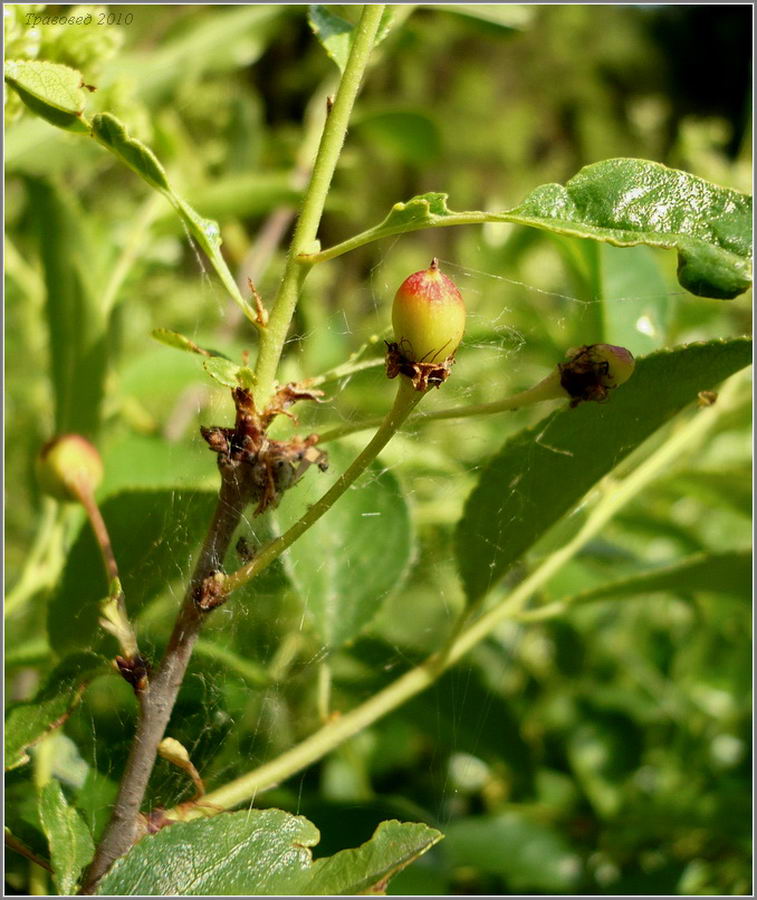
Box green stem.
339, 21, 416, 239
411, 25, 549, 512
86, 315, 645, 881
222, 376, 422, 596
253, 5, 386, 402
299, 212, 496, 266
168, 372, 741, 821
317, 370, 565, 443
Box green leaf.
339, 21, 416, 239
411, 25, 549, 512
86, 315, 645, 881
4, 60, 89, 133
308, 6, 354, 73
96, 809, 441, 895
5, 653, 108, 770
171, 194, 256, 322
203, 356, 241, 388
151, 328, 230, 359
25, 178, 108, 436
91, 113, 169, 191
38, 780, 94, 895
236, 366, 257, 390
313, 161, 752, 299
510, 160, 752, 299
444, 811, 580, 892
48, 491, 219, 655
308, 6, 396, 73
275, 445, 414, 648
456, 337, 752, 603
564, 550, 751, 606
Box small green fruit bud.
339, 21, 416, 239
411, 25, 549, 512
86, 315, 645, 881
392, 258, 465, 364
36, 434, 103, 502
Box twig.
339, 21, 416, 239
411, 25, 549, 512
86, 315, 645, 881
167, 372, 744, 820
253, 6, 387, 403
5, 830, 53, 873
79, 472, 249, 892
81, 9, 386, 889
221, 376, 422, 597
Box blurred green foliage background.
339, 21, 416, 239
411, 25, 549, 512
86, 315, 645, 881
5, 5, 752, 895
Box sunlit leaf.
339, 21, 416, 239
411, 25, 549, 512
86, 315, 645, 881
313, 162, 752, 299
203, 357, 241, 388
91, 113, 169, 191
4, 59, 89, 132
308, 5, 354, 73
95, 810, 442, 895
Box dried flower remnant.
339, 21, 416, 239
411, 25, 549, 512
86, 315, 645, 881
558, 344, 636, 407
200, 385, 329, 518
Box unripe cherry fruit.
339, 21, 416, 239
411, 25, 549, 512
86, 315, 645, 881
36, 434, 104, 502
392, 258, 465, 364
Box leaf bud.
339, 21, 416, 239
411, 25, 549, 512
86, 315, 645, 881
36, 434, 103, 502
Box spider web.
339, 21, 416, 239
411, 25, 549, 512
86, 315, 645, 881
25, 226, 703, 866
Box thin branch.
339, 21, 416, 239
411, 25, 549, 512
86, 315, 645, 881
5, 830, 53, 873
221, 376, 423, 597
82, 10, 387, 889
79, 472, 249, 892
317, 370, 566, 443
167, 373, 742, 820
253, 6, 386, 403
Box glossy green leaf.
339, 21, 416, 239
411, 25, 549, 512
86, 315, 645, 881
25, 179, 108, 437
313, 161, 752, 299
564, 550, 751, 606
5, 653, 108, 770
4, 60, 89, 133
95, 809, 441, 895
48, 491, 219, 655
275, 445, 414, 648
38, 780, 94, 895
456, 337, 752, 603
91, 113, 169, 191
510, 160, 752, 299
443, 811, 581, 892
